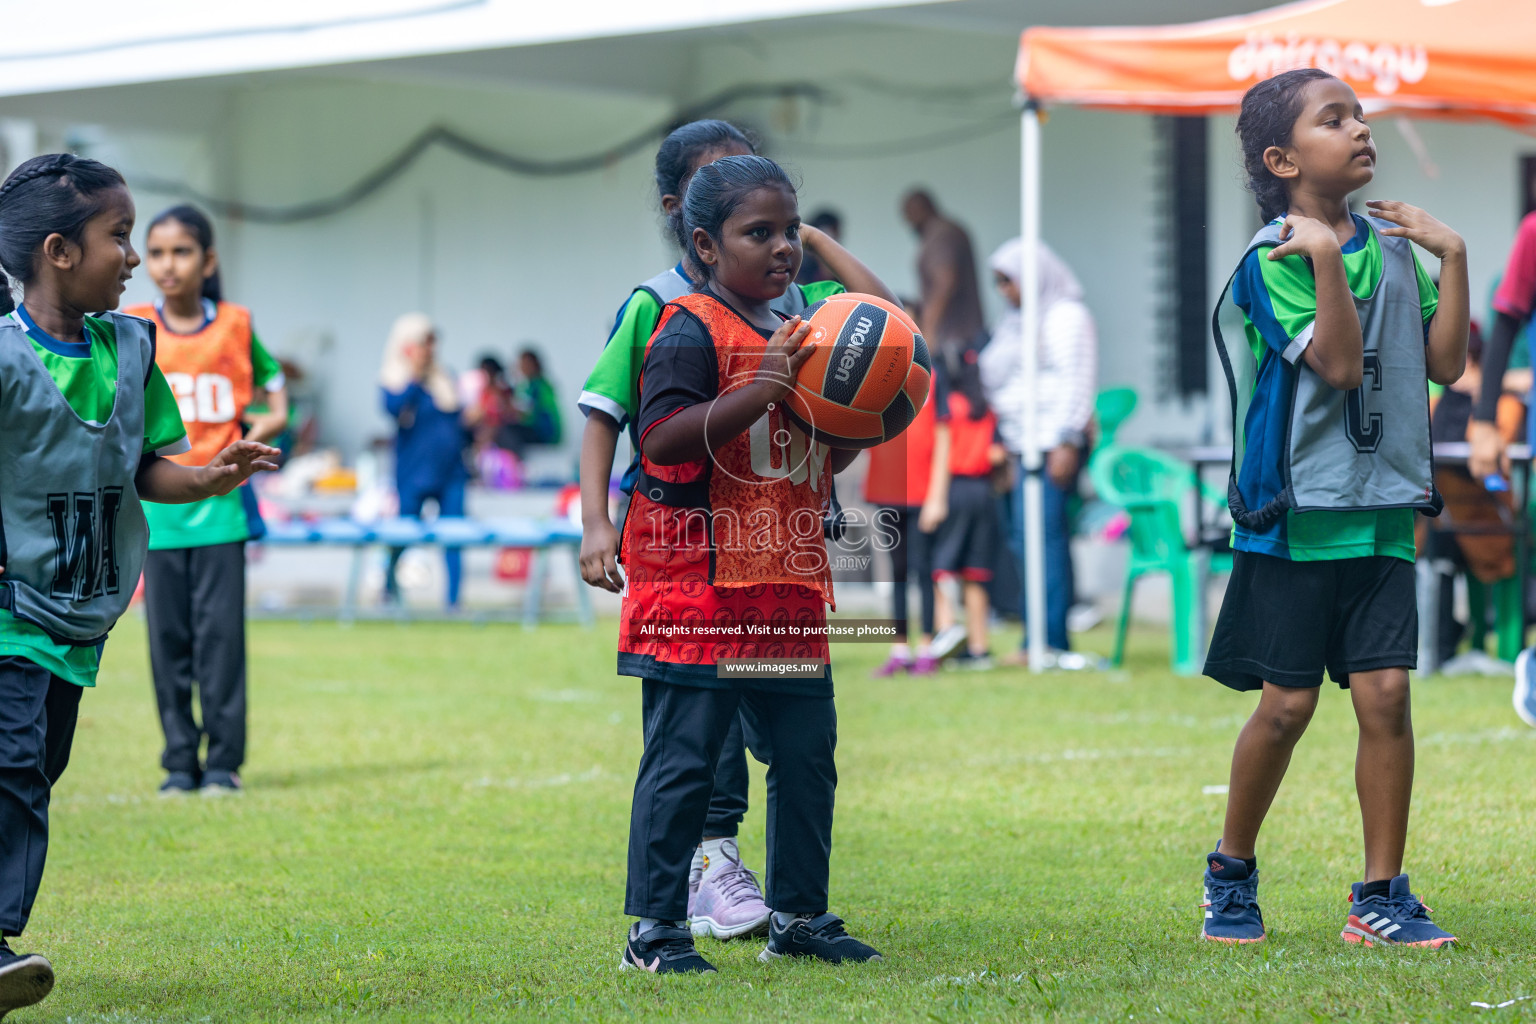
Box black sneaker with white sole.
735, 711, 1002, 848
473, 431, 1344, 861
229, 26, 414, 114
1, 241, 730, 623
200, 770, 242, 796
159, 771, 198, 796
619, 923, 717, 974
0, 940, 54, 1020
759, 913, 882, 964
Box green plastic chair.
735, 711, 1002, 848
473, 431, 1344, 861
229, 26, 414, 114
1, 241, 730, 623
1094, 388, 1138, 451
1467, 575, 1523, 663
1089, 444, 1205, 675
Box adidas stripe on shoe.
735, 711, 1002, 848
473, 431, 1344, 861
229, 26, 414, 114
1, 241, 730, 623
1342, 875, 1457, 948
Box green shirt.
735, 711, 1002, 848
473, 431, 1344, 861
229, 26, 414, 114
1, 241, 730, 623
144, 321, 283, 550
1235, 215, 1438, 561
579, 277, 847, 429
0, 313, 189, 686
578, 275, 845, 493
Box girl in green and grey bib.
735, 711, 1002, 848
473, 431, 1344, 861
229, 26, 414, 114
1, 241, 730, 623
0, 154, 278, 1017
1200, 70, 1471, 949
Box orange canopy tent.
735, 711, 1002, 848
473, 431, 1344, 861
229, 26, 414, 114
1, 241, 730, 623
1006, 0, 1534, 669
1015, 0, 1536, 125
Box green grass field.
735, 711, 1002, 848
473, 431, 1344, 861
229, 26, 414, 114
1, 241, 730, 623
19, 617, 1536, 1022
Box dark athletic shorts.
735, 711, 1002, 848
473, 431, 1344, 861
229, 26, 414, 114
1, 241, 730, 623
931, 475, 1002, 582
1204, 550, 1417, 691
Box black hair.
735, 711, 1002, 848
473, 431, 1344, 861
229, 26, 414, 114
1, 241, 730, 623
654, 119, 755, 255
1235, 68, 1336, 222
517, 346, 544, 376
809, 209, 842, 234
0, 153, 128, 316
938, 339, 990, 422
478, 353, 506, 378
147, 203, 222, 303
681, 155, 795, 287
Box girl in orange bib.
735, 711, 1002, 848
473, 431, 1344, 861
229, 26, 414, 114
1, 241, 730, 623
618, 156, 898, 973
126, 205, 289, 796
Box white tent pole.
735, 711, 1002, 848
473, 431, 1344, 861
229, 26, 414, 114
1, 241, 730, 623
1020, 101, 1047, 672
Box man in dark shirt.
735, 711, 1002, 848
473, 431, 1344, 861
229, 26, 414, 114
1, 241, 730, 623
901, 189, 985, 350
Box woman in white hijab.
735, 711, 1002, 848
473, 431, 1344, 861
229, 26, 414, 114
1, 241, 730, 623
979, 237, 1098, 663
380, 313, 472, 608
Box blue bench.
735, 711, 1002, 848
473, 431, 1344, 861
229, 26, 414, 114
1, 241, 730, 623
257, 516, 592, 627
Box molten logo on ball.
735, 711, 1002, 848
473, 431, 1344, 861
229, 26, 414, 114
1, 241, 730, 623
833, 316, 876, 384
785, 293, 931, 449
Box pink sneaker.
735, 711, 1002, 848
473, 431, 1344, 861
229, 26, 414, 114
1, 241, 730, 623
871, 654, 913, 678
687, 839, 771, 940
909, 655, 941, 675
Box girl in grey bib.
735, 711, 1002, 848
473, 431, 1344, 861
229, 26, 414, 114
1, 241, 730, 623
1199, 70, 1470, 950
0, 154, 278, 1017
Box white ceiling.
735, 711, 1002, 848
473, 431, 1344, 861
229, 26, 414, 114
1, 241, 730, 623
0, 0, 1287, 100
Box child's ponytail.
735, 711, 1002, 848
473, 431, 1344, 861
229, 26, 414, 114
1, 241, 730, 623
148, 204, 223, 303
0, 153, 126, 314
681, 155, 794, 286
1235, 68, 1335, 222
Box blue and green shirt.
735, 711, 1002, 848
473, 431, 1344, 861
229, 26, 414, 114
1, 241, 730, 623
1231, 213, 1438, 562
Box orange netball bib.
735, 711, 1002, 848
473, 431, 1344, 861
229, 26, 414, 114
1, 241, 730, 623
126, 302, 255, 465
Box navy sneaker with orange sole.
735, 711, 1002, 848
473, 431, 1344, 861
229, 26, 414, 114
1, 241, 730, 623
1342, 875, 1457, 948
1201, 849, 1265, 944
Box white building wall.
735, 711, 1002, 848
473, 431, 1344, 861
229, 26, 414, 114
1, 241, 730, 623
7, 26, 1533, 465
185, 24, 1175, 461
121, 75, 680, 462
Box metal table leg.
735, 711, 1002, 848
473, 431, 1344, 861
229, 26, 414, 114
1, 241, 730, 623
523, 546, 551, 630
1520, 457, 1532, 651
570, 544, 594, 628
342, 544, 365, 625
1415, 555, 1441, 675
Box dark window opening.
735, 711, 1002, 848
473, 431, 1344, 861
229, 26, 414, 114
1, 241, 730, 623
1155, 116, 1210, 401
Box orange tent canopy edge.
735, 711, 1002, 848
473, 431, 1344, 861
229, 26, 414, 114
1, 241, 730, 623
1015, 0, 1536, 128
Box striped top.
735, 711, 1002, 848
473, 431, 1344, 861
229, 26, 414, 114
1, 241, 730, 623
978, 301, 1097, 454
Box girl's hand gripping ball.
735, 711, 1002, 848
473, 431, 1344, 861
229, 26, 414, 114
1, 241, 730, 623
783, 293, 931, 449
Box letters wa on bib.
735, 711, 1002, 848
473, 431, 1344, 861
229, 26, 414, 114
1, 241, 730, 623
0, 312, 157, 646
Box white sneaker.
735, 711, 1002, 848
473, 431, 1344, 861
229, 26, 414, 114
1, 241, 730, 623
927, 625, 968, 661
686, 839, 770, 941
1514, 648, 1536, 728
1067, 603, 1103, 633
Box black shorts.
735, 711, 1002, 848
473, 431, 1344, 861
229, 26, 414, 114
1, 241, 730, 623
931, 476, 1001, 582
1204, 551, 1417, 691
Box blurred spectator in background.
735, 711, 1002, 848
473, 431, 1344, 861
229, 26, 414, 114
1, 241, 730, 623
1470, 201, 1536, 725
900, 188, 985, 351
796, 209, 844, 285
460, 354, 521, 488
498, 346, 563, 458
462, 353, 516, 450
866, 298, 938, 676
980, 237, 1097, 666
919, 340, 1008, 670
379, 313, 472, 608
1424, 320, 1523, 666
